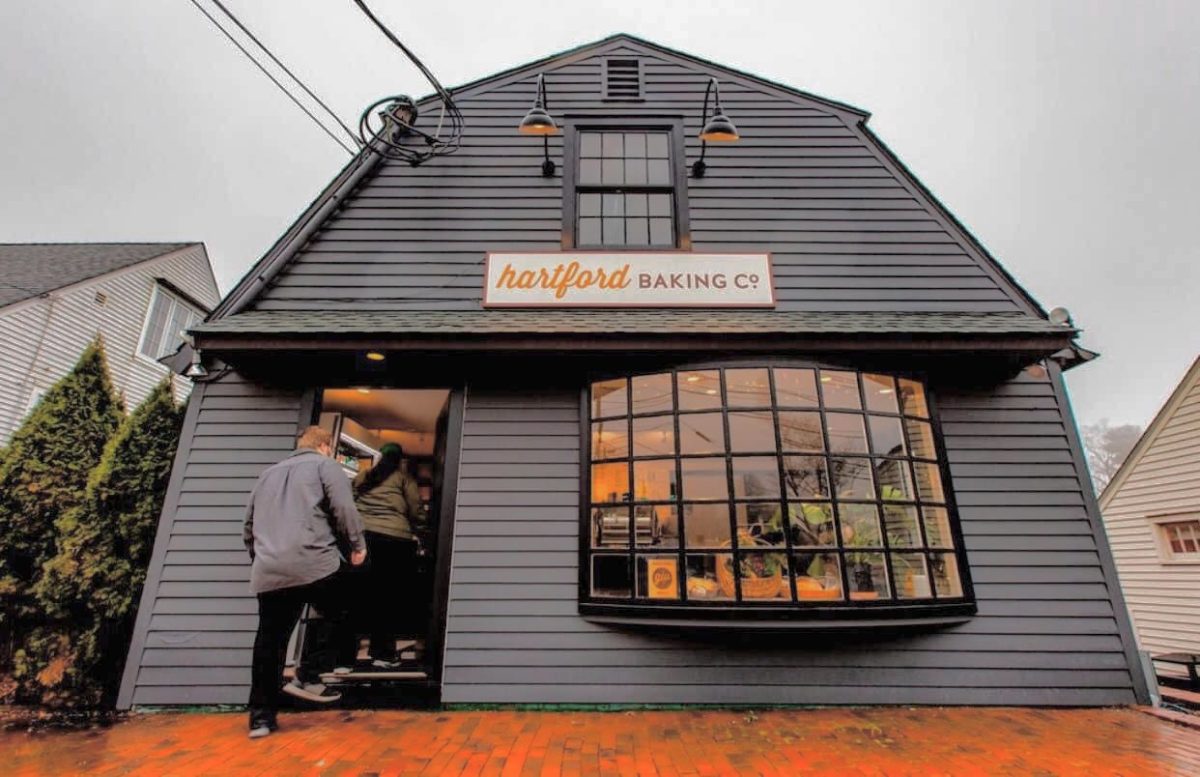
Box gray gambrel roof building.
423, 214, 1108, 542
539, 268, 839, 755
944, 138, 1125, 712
119, 35, 1148, 710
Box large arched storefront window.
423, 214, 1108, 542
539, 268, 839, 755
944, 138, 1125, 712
584, 365, 973, 619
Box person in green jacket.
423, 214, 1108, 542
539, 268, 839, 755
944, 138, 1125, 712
348, 442, 426, 669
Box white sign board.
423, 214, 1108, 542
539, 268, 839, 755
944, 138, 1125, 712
483, 252, 775, 308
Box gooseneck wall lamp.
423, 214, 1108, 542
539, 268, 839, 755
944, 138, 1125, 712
692, 77, 740, 178
518, 73, 559, 176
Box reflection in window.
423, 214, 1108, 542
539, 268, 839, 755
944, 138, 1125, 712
576, 130, 675, 248
586, 367, 966, 610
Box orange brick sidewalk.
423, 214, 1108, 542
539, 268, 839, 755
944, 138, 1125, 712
4, 707, 1199, 776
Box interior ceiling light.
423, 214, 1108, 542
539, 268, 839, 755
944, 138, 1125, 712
518, 73, 559, 177
692, 77, 740, 178
365, 351, 386, 361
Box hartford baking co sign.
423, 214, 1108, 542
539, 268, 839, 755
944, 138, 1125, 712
482, 252, 775, 308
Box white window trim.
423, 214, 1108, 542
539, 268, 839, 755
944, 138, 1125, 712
135, 282, 203, 369
1149, 513, 1200, 565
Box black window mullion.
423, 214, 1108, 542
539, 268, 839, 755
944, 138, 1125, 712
898, 395, 936, 600
769, 368, 799, 602
814, 370, 853, 602
719, 368, 742, 602
671, 372, 686, 601
859, 374, 897, 601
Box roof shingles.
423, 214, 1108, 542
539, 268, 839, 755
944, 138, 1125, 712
0, 243, 192, 308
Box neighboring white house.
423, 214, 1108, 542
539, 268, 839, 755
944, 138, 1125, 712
0, 242, 220, 444
1100, 356, 1200, 678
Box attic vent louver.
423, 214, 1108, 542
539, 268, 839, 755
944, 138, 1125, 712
602, 58, 644, 101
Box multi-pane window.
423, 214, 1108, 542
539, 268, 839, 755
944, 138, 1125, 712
585, 366, 970, 612
575, 130, 676, 248
1158, 519, 1200, 561
139, 285, 203, 360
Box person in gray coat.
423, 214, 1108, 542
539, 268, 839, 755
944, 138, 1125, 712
243, 425, 367, 739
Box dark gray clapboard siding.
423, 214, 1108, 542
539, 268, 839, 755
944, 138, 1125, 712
250, 45, 1030, 315
439, 375, 1137, 705
117, 371, 304, 708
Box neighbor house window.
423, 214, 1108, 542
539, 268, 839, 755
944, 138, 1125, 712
139, 284, 203, 360
567, 125, 689, 249
1156, 518, 1200, 562
584, 365, 972, 617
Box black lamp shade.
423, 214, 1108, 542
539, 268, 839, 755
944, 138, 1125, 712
519, 106, 558, 135
700, 113, 739, 142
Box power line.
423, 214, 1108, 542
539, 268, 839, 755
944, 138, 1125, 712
186, 0, 357, 156
208, 0, 360, 149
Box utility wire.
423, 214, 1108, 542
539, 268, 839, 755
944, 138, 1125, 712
208, 0, 360, 149
186, 0, 357, 156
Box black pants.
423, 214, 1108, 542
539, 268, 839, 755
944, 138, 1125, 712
248, 567, 355, 724
354, 532, 421, 661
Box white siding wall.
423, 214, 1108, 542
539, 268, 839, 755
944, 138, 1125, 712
0, 244, 219, 444
1102, 366, 1200, 676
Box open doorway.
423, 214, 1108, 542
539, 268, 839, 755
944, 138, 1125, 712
288, 387, 452, 700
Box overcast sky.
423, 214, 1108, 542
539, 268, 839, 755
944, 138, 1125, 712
1, 1, 1196, 431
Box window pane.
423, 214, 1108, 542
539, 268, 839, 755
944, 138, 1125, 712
736, 502, 785, 546
679, 412, 725, 454
893, 553, 932, 599
905, 419, 937, 460
678, 370, 722, 410
646, 133, 669, 158
591, 378, 627, 418
826, 413, 868, 454
775, 368, 818, 407
140, 291, 172, 358
725, 368, 771, 408
633, 459, 676, 502
681, 457, 728, 501
632, 415, 674, 457
625, 218, 649, 246
591, 419, 629, 460
863, 374, 900, 414
922, 507, 954, 548
778, 411, 824, 452
647, 159, 670, 185
602, 192, 625, 216
794, 552, 842, 600
847, 552, 890, 600
638, 504, 679, 548
728, 410, 776, 452
829, 456, 874, 499
591, 462, 628, 504
631, 372, 673, 415
868, 416, 906, 457
602, 132, 623, 157
580, 132, 602, 157
899, 378, 929, 418
649, 218, 673, 246
876, 458, 915, 502
602, 217, 625, 245
624, 159, 647, 185
649, 193, 672, 216
912, 462, 945, 503
820, 370, 862, 409
579, 159, 601, 185
578, 217, 601, 246
578, 192, 602, 216
626, 193, 648, 216
683, 503, 731, 548
601, 159, 624, 185
790, 502, 836, 547
686, 553, 734, 601
732, 456, 779, 499
625, 132, 646, 158
636, 555, 681, 600
736, 552, 788, 601
930, 553, 963, 597
591, 506, 630, 548
840, 503, 882, 546
883, 504, 921, 547
782, 455, 829, 500
591, 554, 631, 598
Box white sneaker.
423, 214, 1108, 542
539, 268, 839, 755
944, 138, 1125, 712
248, 725, 272, 739
333, 666, 353, 675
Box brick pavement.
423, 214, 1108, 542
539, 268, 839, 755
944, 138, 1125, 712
4, 707, 1199, 776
